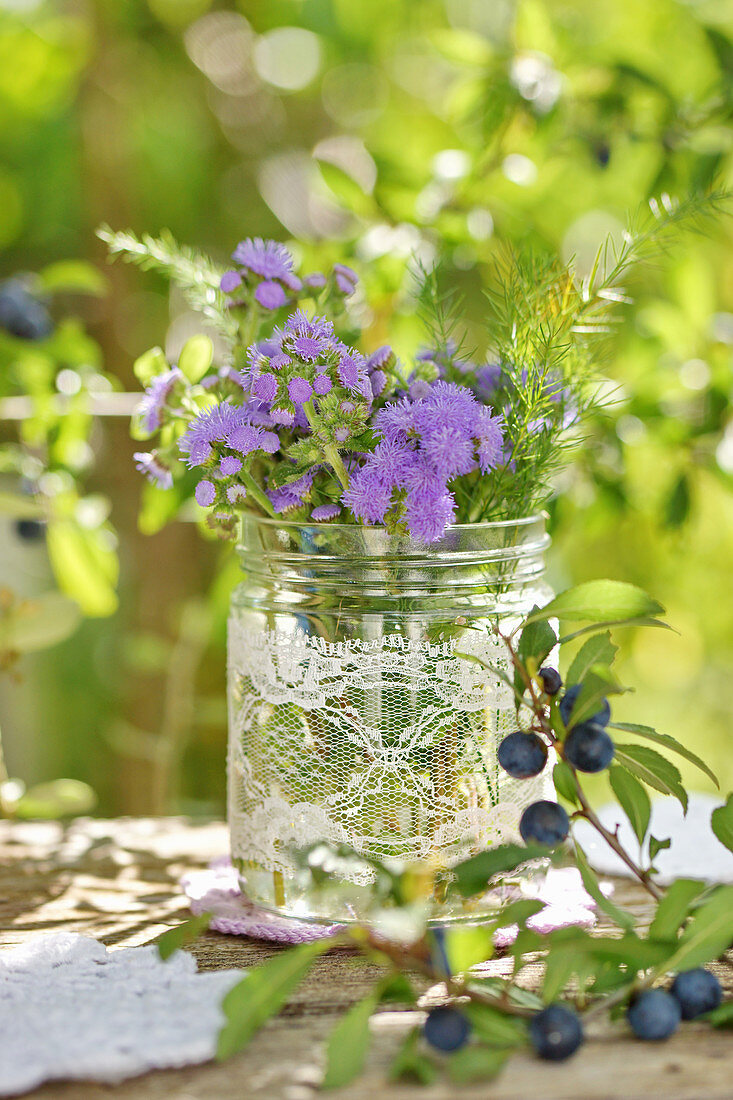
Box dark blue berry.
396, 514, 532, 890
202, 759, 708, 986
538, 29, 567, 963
559, 684, 610, 729
563, 723, 615, 773
627, 989, 680, 1040
529, 1004, 584, 1061
519, 800, 570, 846
498, 731, 548, 779
539, 667, 562, 695
670, 969, 722, 1020
423, 1006, 471, 1052
0, 280, 53, 341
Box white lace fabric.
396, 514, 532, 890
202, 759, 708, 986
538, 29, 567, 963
0, 932, 242, 1096
228, 621, 549, 883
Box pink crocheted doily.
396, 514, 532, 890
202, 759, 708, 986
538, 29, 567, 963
181, 863, 599, 947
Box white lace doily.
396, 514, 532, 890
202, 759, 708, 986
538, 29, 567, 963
573, 793, 733, 885
0, 932, 242, 1097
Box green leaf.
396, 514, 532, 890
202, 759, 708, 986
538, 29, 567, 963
0, 592, 81, 653
377, 973, 415, 1004
133, 346, 169, 386
614, 744, 688, 813
543, 949, 581, 1002
388, 1029, 437, 1085
573, 841, 635, 930
525, 580, 665, 626
317, 160, 374, 217
609, 766, 651, 846
516, 613, 557, 693
553, 761, 580, 806
648, 879, 707, 943
452, 844, 548, 898
444, 926, 494, 973
46, 520, 118, 617
462, 1003, 526, 1047
664, 887, 733, 972
38, 260, 108, 297
648, 835, 672, 862
566, 631, 618, 686
587, 934, 672, 970
711, 795, 733, 852
178, 334, 214, 384
217, 940, 330, 1059
447, 1046, 509, 1083
322, 991, 379, 1090
559, 618, 671, 645
14, 778, 97, 819
157, 913, 212, 960
608, 722, 718, 788
706, 1001, 733, 1028
566, 664, 627, 728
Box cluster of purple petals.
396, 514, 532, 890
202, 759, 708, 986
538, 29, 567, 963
178, 402, 279, 468
137, 368, 182, 433
266, 469, 315, 513
220, 238, 302, 310
134, 451, 173, 490
344, 381, 504, 542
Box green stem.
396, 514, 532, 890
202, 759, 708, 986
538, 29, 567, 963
242, 470, 277, 518
302, 401, 350, 491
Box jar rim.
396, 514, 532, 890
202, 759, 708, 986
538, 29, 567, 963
238, 510, 547, 536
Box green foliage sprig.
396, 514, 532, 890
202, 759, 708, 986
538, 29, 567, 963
162, 579, 733, 1087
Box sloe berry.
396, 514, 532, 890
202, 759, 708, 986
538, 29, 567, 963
529, 1004, 584, 1061
539, 667, 562, 695
498, 731, 548, 779
563, 723, 615, 773
627, 989, 680, 1040
519, 800, 570, 846
670, 969, 722, 1020
0, 280, 53, 341
559, 684, 610, 728
423, 1006, 471, 1052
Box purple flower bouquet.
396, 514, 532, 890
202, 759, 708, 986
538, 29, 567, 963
100, 219, 669, 920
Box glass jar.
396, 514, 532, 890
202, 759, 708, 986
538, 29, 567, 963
228, 514, 553, 923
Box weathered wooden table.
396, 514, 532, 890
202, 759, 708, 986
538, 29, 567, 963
1, 818, 730, 1100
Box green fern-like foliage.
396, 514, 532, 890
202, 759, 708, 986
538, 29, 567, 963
96, 225, 239, 345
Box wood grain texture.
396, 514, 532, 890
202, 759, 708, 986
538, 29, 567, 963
1, 818, 731, 1100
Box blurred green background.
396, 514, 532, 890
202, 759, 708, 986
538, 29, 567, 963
1, 0, 732, 817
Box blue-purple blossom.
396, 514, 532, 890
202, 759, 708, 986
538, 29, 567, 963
220, 270, 243, 293
370, 370, 387, 398
179, 402, 280, 466
313, 374, 332, 396
195, 480, 216, 506
366, 346, 392, 371
311, 503, 342, 521
220, 456, 242, 476
333, 263, 358, 295
343, 381, 504, 542
134, 451, 173, 490
288, 376, 313, 404
267, 469, 315, 513
305, 272, 327, 289
474, 363, 503, 401
232, 238, 295, 282
137, 368, 182, 433
255, 280, 287, 310
253, 373, 278, 402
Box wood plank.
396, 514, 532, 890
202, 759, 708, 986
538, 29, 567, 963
1, 818, 731, 1100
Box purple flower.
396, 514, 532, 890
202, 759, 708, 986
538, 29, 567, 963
334, 427, 349, 442
137, 368, 182, 433
313, 374, 332, 396
253, 373, 278, 402
333, 263, 358, 295
267, 469, 315, 513
226, 484, 247, 504
270, 406, 295, 426
232, 238, 295, 282
228, 423, 279, 456
179, 403, 243, 466
311, 503, 342, 520
474, 363, 503, 401
370, 370, 387, 398
422, 424, 476, 479
405, 485, 456, 543
365, 345, 392, 371
305, 272, 327, 289
337, 355, 359, 390
255, 280, 287, 310
409, 378, 432, 401
220, 270, 243, 293
195, 480, 216, 506
288, 376, 313, 404
343, 469, 395, 524
134, 451, 173, 490
220, 455, 242, 476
